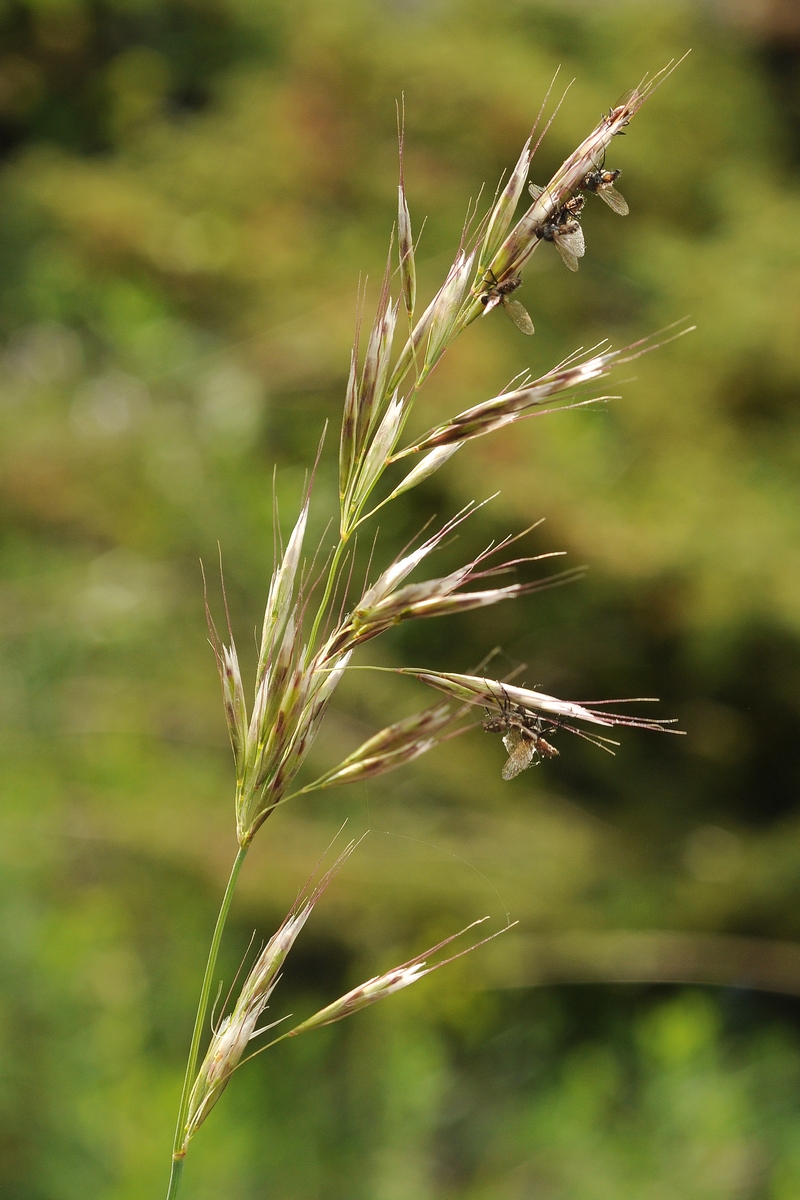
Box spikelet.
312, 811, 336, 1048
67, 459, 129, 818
181, 844, 358, 1149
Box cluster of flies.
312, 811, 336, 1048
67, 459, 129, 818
481, 159, 628, 335
480, 150, 628, 775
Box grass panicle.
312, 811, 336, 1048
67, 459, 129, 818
166, 62, 688, 1197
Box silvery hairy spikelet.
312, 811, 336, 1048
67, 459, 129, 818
283, 918, 507, 1038
396, 670, 684, 755
182, 843, 358, 1147
297, 701, 461, 792
208, 486, 353, 845
466, 60, 687, 307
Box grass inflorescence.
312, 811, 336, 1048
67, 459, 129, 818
165, 59, 689, 1199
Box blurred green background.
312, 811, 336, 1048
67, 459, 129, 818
2, 0, 800, 1195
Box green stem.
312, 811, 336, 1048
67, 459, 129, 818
166, 843, 249, 1198
165, 1158, 184, 1200
306, 536, 348, 654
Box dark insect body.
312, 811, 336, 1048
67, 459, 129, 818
479, 270, 534, 335
538, 212, 585, 272
483, 694, 559, 780
529, 185, 586, 272
582, 166, 629, 216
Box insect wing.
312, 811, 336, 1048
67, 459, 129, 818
501, 727, 537, 780
598, 183, 629, 215
502, 297, 535, 335
561, 219, 585, 255
553, 221, 585, 272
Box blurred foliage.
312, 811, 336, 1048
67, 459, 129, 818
1, 0, 800, 1196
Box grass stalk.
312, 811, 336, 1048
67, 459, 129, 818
165, 1157, 184, 1200
306, 536, 348, 654
166, 844, 249, 1197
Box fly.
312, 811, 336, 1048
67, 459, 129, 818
529, 185, 586, 272
582, 165, 629, 215
604, 90, 636, 133
561, 194, 586, 218
483, 693, 559, 780
479, 271, 535, 335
